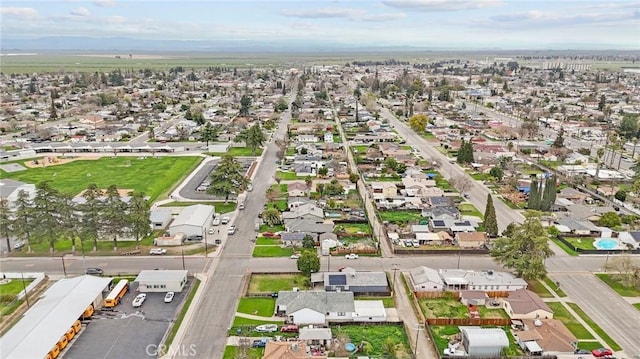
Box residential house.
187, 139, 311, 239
275, 291, 355, 325
353, 300, 387, 322
284, 218, 334, 234
557, 187, 590, 204
282, 203, 324, 221
281, 232, 317, 247
455, 232, 488, 249
439, 269, 528, 292
323, 132, 333, 143
288, 197, 315, 210
427, 196, 454, 207
422, 206, 460, 220
430, 219, 477, 234
503, 289, 554, 320
287, 181, 309, 197
513, 319, 577, 353
298, 328, 333, 348
409, 266, 445, 292
296, 134, 319, 143
401, 177, 437, 197
370, 182, 398, 199
311, 270, 389, 295
556, 217, 602, 236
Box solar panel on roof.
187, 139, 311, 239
433, 220, 445, 226
328, 275, 347, 286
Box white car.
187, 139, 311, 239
290, 254, 301, 259
247, 184, 253, 192
254, 324, 278, 333
164, 292, 175, 303
345, 253, 359, 259
132, 293, 147, 308
212, 217, 221, 226
149, 248, 167, 255
221, 216, 230, 224
208, 227, 215, 234
228, 225, 237, 235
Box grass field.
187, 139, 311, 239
543, 277, 567, 297
546, 302, 594, 340
1, 156, 201, 202
567, 302, 622, 351
223, 346, 263, 359
596, 273, 640, 297
255, 237, 281, 245
252, 246, 293, 257
564, 237, 596, 250
159, 201, 237, 213
527, 279, 554, 298
0, 279, 33, 297
378, 210, 424, 224
419, 298, 468, 318
332, 324, 411, 358
458, 203, 484, 220
247, 274, 309, 294
236, 298, 276, 317
209, 147, 263, 157
634, 303, 640, 311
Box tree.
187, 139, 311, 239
599, 211, 622, 228
603, 255, 640, 289
456, 140, 474, 164
32, 181, 65, 253
619, 114, 639, 140
235, 123, 266, 155
615, 189, 628, 202
451, 175, 473, 194
102, 185, 128, 251
207, 155, 249, 201
489, 166, 504, 181
128, 191, 151, 250
318, 166, 328, 177
239, 94, 252, 117
540, 176, 557, 212
80, 183, 103, 252
275, 98, 288, 112
528, 178, 540, 210
552, 127, 565, 148
10, 190, 35, 252
302, 235, 315, 249
382, 338, 398, 358
490, 211, 554, 280
199, 122, 220, 146
0, 198, 12, 253
296, 250, 320, 280
484, 194, 499, 238
349, 173, 359, 184
353, 87, 361, 121
408, 113, 429, 133
262, 207, 282, 226
50, 95, 58, 120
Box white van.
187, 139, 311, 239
212, 215, 221, 226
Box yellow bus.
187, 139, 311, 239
103, 279, 129, 308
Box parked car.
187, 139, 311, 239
186, 235, 203, 241
221, 216, 230, 224
255, 324, 277, 333
290, 254, 301, 259
280, 324, 299, 333
14, 241, 25, 250
208, 228, 215, 234
592, 348, 614, 357
247, 184, 253, 192
149, 248, 167, 255
164, 292, 175, 303
212, 217, 221, 226
227, 225, 237, 235
345, 253, 359, 259
574, 349, 591, 354
252, 339, 267, 348
86, 268, 103, 275
132, 293, 147, 308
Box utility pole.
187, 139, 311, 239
391, 264, 399, 295
21, 272, 30, 308
181, 249, 186, 270
414, 325, 423, 358
61, 255, 67, 277
327, 254, 331, 272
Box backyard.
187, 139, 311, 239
252, 246, 294, 258
332, 324, 411, 358
419, 297, 507, 319
564, 237, 596, 251
247, 274, 310, 294
378, 210, 424, 224
429, 325, 522, 356
2, 156, 201, 202
222, 346, 263, 359
236, 297, 276, 317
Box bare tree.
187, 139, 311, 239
451, 175, 474, 194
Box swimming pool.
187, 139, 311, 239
594, 238, 621, 250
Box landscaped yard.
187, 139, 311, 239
564, 237, 596, 250
332, 324, 411, 358
477, 306, 509, 319
259, 224, 285, 233
275, 171, 312, 181
575, 341, 605, 351
247, 274, 310, 294
223, 346, 263, 359
526, 279, 553, 298
550, 237, 578, 256
335, 223, 371, 234
546, 302, 594, 340
209, 147, 263, 156
458, 203, 484, 220
252, 246, 294, 257
2, 156, 202, 201
596, 273, 640, 297
567, 302, 621, 351
419, 298, 468, 318
255, 237, 281, 245
236, 298, 276, 317
160, 201, 237, 213
378, 211, 424, 224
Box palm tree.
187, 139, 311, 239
595, 147, 605, 180
262, 207, 282, 226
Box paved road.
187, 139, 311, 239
549, 272, 640, 357
174, 87, 295, 359
378, 105, 524, 232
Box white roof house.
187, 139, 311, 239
168, 204, 215, 237
0, 275, 112, 359
409, 266, 445, 292
353, 300, 387, 322
135, 270, 188, 293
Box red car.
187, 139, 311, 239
280, 324, 299, 333
592, 348, 613, 357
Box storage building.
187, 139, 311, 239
135, 270, 188, 293
168, 204, 214, 237
460, 326, 509, 357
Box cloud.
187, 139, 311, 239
360, 13, 406, 22
281, 7, 404, 22
0, 7, 38, 19
486, 9, 639, 27
382, 0, 501, 12
93, 0, 117, 7
70, 7, 91, 17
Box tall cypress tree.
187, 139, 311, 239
528, 178, 539, 210
484, 194, 499, 237
457, 140, 467, 164
540, 176, 557, 212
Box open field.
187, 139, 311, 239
247, 274, 309, 294
252, 246, 294, 257
236, 298, 276, 317
1, 156, 201, 202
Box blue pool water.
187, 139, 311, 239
594, 238, 619, 250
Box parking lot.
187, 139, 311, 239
178, 159, 254, 200
65, 280, 192, 359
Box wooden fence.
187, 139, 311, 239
426, 318, 511, 326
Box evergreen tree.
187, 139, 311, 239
528, 178, 540, 210
552, 127, 565, 148
484, 194, 499, 238
540, 176, 557, 212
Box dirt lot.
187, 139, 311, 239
24, 156, 100, 168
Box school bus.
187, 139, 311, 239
103, 279, 129, 308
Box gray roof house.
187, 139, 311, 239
149, 208, 173, 230
409, 266, 445, 292
282, 203, 324, 221
311, 270, 389, 294
284, 218, 334, 234
556, 218, 602, 236
439, 269, 528, 292
276, 291, 355, 325
281, 232, 317, 247
421, 206, 460, 220
287, 196, 315, 209
430, 219, 477, 233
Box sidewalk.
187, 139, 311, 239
234, 312, 285, 321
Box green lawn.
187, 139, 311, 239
419, 298, 468, 318
458, 203, 484, 220
223, 346, 263, 359
527, 279, 554, 298
236, 298, 276, 317
334, 223, 371, 234
332, 324, 411, 357
359, 297, 395, 308
13, 233, 156, 255
252, 246, 293, 257
550, 237, 578, 256
546, 302, 594, 340
596, 273, 640, 297
0, 279, 33, 297
276, 171, 311, 180
209, 147, 263, 156
564, 237, 596, 250
255, 237, 281, 245
352, 145, 370, 154
248, 274, 310, 293
543, 277, 567, 297
634, 303, 640, 311
423, 132, 436, 140
477, 306, 509, 319
378, 211, 424, 224
567, 303, 622, 351
576, 341, 605, 351
259, 224, 285, 233
159, 201, 237, 213
2, 156, 201, 202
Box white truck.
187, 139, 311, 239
237, 192, 247, 210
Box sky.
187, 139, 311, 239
1, 0, 639, 49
